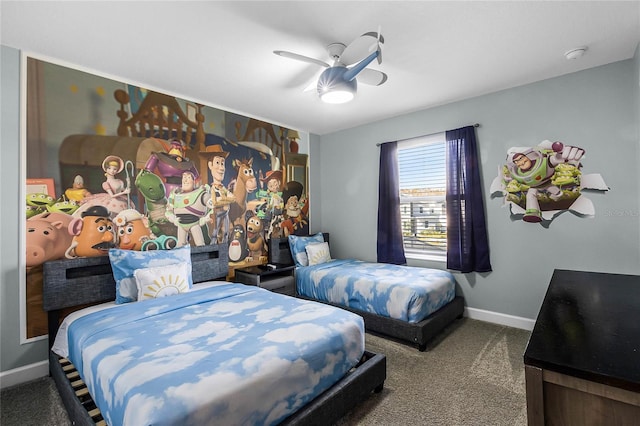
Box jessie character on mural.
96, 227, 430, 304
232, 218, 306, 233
65, 205, 117, 258
144, 138, 200, 198
256, 170, 284, 220
200, 144, 235, 244
165, 171, 211, 247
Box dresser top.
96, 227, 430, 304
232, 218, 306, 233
524, 269, 640, 392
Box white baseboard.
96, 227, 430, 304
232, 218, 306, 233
464, 307, 535, 331
0, 360, 49, 390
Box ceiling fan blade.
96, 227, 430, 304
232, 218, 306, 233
356, 68, 388, 86
361, 30, 385, 45
303, 69, 324, 92
340, 32, 381, 66
273, 50, 330, 68
343, 50, 379, 82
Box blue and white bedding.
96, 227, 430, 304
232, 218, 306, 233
63, 283, 365, 426
296, 259, 456, 323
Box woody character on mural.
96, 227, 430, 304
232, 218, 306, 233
23, 57, 308, 338
490, 140, 608, 226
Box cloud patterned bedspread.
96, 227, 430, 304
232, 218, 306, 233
296, 259, 456, 323
66, 283, 365, 425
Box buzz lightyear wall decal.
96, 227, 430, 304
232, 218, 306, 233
490, 140, 609, 226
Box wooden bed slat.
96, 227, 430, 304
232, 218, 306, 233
75, 387, 89, 397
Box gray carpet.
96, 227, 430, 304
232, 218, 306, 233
1, 318, 530, 425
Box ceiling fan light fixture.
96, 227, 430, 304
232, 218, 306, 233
317, 67, 357, 104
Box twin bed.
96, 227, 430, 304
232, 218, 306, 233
43, 244, 386, 425
270, 233, 465, 351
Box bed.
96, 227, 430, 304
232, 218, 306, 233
42, 244, 386, 426
269, 233, 465, 351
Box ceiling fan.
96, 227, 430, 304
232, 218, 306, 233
274, 30, 387, 104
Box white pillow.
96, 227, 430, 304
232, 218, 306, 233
134, 262, 191, 301
306, 242, 331, 265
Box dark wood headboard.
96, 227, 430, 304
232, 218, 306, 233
268, 233, 330, 265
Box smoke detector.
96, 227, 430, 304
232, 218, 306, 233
565, 47, 587, 60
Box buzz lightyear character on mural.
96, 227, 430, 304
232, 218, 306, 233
490, 140, 608, 225
165, 171, 212, 246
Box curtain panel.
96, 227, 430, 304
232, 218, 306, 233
377, 141, 407, 265
445, 126, 492, 273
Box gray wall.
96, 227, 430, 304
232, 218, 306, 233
314, 59, 640, 321
2, 42, 639, 376
2, 46, 51, 371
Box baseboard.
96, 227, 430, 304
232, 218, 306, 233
0, 360, 49, 390
464, 307, 535, 331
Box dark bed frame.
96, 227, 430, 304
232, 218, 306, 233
269, 234, 465, 351
42, 244, 386, 426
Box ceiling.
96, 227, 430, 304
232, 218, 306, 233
2, 1, 639, 135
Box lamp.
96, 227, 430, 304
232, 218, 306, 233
317, 67, 357, 104
287, 129, 300, 153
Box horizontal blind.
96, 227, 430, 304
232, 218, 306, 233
397, 135, 447, 253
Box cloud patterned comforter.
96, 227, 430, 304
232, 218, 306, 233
296, 259, 456, 323
66, 283, 365, 426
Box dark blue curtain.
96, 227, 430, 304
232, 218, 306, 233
377, 141, 407, 265
445, 126, 492, 273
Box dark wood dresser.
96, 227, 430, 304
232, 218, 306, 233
524, 269, 640, 425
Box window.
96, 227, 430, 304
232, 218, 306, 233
397, 133, 446, 260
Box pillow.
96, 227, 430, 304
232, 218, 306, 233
109, 246, 192, 304
135, 262, 191, 301
306, 242, 331, 266
288, 232, 324, 267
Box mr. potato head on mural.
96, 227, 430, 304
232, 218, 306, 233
65, 205, 117, 259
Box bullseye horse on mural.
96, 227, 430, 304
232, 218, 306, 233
228, 157, 258, 229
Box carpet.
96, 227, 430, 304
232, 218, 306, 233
337, 318, 530, 425
1, 318, 530, 425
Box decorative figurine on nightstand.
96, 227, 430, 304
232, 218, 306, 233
165, 171, 211, 247
113, 209, 156, 251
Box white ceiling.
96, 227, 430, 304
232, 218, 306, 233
2, 1, 639, 135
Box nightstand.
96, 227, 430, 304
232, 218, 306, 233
234, 264, 296, 296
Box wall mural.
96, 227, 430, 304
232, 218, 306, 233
490, 140, 608, 226
23, 57, 309, 339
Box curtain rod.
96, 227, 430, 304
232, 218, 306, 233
376, 123, 480, 147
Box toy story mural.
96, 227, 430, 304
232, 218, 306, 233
23, 57, 308, 339
490, 140, 608, 226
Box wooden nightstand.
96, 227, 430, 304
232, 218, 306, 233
234, 264, 296, 296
